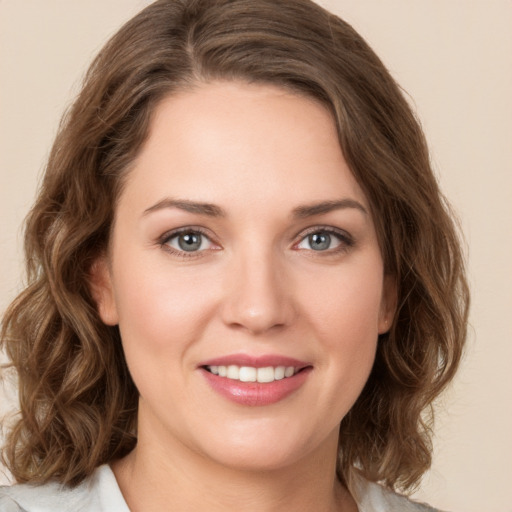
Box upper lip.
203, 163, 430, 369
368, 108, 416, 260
199, 354, 311, 369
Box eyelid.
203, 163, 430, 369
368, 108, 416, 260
293, 225, 354, 250
158, 226, 220, 257
156, 224, 354, 258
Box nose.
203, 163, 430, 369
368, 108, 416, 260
220, 247, 296, 335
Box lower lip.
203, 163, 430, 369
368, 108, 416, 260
200, 368, 312, 406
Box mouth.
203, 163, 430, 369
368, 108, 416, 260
203, 364, 303, 383
199, 355, 312, 406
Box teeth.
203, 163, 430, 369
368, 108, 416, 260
227, 365, 239, 379
239, 366, 256, 382
274, 366, 285, 380
256, 367, 274, 383
206, 365, 298, 383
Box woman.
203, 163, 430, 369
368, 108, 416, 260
0, 0, 469, 510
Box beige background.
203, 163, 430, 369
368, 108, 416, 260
1, 1, 511, 511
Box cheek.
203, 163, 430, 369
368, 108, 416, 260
301, 259, 384, 337
112, 257, 221, 357
297, 256, 384, 380
112, 262, 224, 405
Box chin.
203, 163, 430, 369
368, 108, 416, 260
205, 442, 307, 473
191, 419, 338, 474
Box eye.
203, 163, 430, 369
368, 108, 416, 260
295, 228, 353, 252
162, 229, 215, 254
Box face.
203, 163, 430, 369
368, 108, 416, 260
93, 81, 395, 472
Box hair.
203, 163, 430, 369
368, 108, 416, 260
1, 0, 469, 492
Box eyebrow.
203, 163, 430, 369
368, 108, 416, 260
291, 199, 368, 218
143, 197, 367, 218
143, 198, 226, 217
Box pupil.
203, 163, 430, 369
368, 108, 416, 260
310, 233, 330, 251
178, 233, 201, 251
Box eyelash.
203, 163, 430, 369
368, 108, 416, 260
294, 226, 354, 255
158, 226, 354, 259
158, 226, 215, 259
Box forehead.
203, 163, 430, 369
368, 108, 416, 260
120, 80, 369, 215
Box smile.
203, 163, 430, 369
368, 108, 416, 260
205, 365, 299, 383
200, 356, 312, 406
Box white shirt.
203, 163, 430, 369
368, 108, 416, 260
0, 464, 442, 511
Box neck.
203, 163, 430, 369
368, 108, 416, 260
112, 414, 357, 512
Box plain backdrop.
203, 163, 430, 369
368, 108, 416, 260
1, 1, 511, 511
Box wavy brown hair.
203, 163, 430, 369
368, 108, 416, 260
1, 0, 469, 491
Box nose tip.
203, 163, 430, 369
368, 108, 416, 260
220, 255, 295, 335
227, 302, 286, 335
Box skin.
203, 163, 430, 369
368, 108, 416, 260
92, 81, 395, 511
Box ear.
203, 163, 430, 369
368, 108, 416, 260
378, 274, 397, 334
88, 255, 119, 326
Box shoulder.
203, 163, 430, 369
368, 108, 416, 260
0, 478, 91, 512
353, 477, 446, 512
0, 493, 26, 512
0, 465, 129, 512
